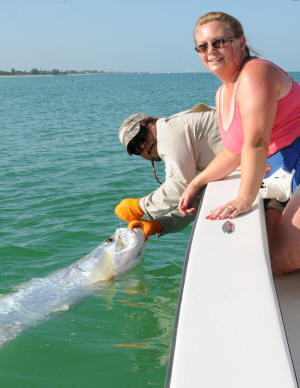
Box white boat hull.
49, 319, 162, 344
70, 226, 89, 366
166, 174, 298, 387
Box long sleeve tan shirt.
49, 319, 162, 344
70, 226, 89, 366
139, 107, 223, 235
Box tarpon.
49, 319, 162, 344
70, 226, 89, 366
0, 227, 145, 348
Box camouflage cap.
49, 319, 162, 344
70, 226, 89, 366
118, 113, 149, 148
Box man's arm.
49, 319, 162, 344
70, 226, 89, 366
140, 111, 221, 219
155, 187, 205, 235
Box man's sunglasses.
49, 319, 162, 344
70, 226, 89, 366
194, 37, 234, 54
127, 125, 148, 155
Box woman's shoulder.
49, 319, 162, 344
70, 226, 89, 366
237, 58, 292, 104
239, 58, 287, 90
242, 58, 288, 79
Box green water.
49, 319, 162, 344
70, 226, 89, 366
1, 72, 299, 387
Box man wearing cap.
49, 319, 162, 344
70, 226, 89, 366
115, 103, 223, 240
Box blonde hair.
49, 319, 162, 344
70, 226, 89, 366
194, 12, 253, 57
194, 12, 244, 38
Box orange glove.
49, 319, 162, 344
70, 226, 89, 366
128, 219, 162, 241
115, 198, 144, 222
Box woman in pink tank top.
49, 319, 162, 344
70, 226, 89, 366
179, 12, 300, 276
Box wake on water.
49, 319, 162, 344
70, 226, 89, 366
0, 228, 146, 348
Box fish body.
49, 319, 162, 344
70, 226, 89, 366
0, 227, 145, 348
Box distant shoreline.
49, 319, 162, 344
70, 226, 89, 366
0, 70, 298, 78
0, 70, 150, 77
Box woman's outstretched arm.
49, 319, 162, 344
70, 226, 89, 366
206, 61, 286, 220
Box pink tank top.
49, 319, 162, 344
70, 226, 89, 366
218, 59, 300, 156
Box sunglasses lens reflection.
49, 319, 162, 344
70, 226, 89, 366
212, 39, 225, 49
195, 38, 229, 53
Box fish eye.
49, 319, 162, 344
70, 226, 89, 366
104, 237, 114, 244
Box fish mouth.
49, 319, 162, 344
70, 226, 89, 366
116, 233, 128, 249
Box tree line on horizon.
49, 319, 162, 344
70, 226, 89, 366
0, 68, 114, 76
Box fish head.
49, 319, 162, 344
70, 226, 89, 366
76, 228, 146, 283
105, 227, 146, 278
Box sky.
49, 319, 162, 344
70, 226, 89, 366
0, 0, 299, 73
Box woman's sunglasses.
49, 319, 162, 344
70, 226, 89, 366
127, 125, 148, 155
194, 37, 234, 54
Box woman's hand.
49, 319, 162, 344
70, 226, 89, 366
179, 150, 241, 217
179, 181, 200, 216
206, 196, 254, 220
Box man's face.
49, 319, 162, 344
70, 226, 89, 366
139, 124, 161, 162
